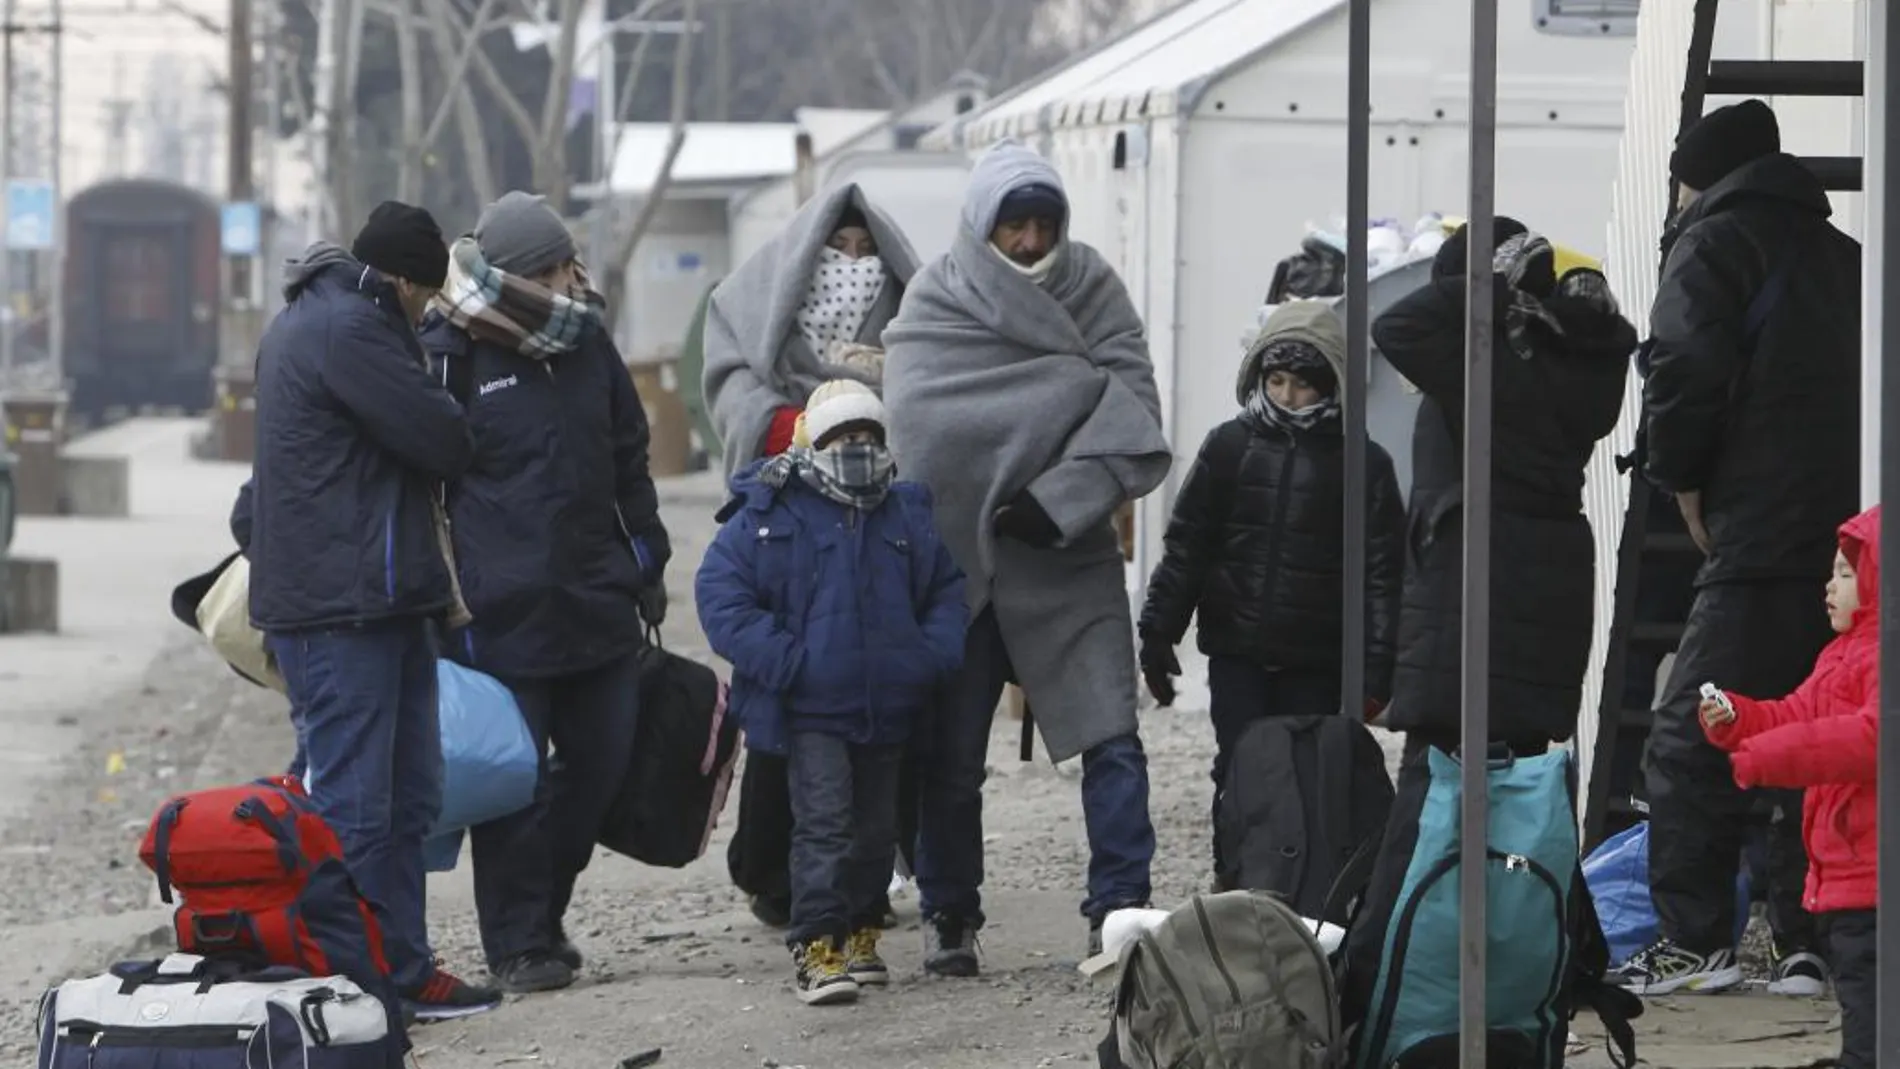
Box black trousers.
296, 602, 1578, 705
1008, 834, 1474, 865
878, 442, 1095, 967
787, 732, 903, 946
1206, 659, 1342, 876
471, 652, 641, 969
1643, 581, 1826, 954
728, 747, 917, 906
1823, 910, 1876, 1069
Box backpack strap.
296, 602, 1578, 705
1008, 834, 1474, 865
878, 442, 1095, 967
1567, 868, 1643, 1069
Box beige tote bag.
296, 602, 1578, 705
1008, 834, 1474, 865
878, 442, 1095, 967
195, 555, 288, 693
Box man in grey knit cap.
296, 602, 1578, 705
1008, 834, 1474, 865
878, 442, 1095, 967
422, 191, 671, 994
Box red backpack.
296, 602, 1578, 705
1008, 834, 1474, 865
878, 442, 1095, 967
138, 776, 392, 985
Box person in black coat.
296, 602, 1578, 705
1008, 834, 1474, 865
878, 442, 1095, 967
236, 202, 503, 1019
1615, 100, 1861, 999
1137, 298, 1404, 887
1372, 219, 1634, 754
418, 192, 671, 994
1337, 220, 1636, 1037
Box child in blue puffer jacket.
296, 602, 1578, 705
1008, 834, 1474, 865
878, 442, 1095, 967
696, 379, 968, 1007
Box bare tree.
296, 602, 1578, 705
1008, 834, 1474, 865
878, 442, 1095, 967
392, 0, 426, 200
396, 0, 699, 328
598, 0, 698, 321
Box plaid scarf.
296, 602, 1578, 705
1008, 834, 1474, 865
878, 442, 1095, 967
1492, 232, 1566, 361
757, 444, 895, 511
435, 236, 604, 359
1240, 340, 1341, 436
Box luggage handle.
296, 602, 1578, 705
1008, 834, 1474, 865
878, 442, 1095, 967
233, 797, 307, 877
156, 953, 209, 977
150, 800, 187, 905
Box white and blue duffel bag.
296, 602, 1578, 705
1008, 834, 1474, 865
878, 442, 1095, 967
35, 952, 400, 1069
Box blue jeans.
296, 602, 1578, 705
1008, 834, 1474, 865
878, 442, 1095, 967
786, 731, 902, 946
914, 608, 1154, 925
269, 620, 443, 991
471, 652, 641, 967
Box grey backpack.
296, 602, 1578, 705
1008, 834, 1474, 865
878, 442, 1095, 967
1110, 891, 1342, 1069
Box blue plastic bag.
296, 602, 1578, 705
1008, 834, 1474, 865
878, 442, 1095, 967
430, 660, 538, 842
1582, 821, 1750, 966
423, 829, 464, 874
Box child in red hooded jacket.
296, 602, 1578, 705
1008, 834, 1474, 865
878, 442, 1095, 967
1700, 503, 1879, 1069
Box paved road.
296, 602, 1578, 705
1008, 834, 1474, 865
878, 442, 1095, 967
0, 418, 248, 822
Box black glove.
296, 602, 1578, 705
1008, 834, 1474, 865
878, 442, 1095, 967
638, 581, 668, 629
992, 491, 1062, 549
1139, 639, 1181, 708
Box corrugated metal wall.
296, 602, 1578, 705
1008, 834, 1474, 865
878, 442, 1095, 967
1574, 0, 1698, 805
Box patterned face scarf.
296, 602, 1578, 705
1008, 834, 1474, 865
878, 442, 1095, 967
795, 246, 888, 363
1492, 231, 1566, 360
756, 443, 896, 511
1241, 340, 1341, 435
435, 236, 603, 359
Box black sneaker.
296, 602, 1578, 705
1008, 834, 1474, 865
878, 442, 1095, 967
403, 966, 504, 1020
793, 939, 860, 1006
1609, 938, 1743, 996
923, 916, 980, 978
750, 894, 792, 930
550, 922, 584, 971
491, 952, 575, 995
1767, 950, 1829, 997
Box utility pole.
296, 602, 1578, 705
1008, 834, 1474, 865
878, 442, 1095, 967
260, 0, 280, 310
228, 0, 253, 306
46, 0, 61, 393
1, 0, 16, 387
711, 0, 728, 121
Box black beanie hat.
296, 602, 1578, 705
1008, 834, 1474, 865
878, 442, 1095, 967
351, 201, 449, 290
996, 183, 1067, 228
1670, 99, 1780, 191
1431, 216, 1529, 282
834, 203, 869, 232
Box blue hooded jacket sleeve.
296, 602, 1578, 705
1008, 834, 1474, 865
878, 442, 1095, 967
903, 489, 969, 676
695, 508, 804, 693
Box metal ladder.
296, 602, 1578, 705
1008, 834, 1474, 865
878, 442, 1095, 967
1581, 0, 1866, 848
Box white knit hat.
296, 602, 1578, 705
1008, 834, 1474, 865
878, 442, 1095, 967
803, 379, 887, 450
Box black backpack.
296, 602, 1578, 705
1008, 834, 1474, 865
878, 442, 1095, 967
1217, 714, 1394, 926
596, 624, 740, 867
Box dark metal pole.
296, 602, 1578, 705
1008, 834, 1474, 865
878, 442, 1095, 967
1459, 0, 1498, 1064
228, 0, 254, 301
1874, 0, 1900, 1060
1341, 0, 1370, 722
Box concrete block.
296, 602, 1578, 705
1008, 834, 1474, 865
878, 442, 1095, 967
1, 555, 59, 633
60, 455, 131, 518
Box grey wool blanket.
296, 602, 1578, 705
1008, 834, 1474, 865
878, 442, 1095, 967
883, 142, 1172, 762
702, 183, 920, 476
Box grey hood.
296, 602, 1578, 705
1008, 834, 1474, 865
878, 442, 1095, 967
961, 140, 1070, 244
282, 241, 361, 301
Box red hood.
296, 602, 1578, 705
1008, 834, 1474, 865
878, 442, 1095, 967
1839, 505, 1881, 634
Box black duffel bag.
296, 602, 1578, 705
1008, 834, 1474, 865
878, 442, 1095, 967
597, 625, 740, 867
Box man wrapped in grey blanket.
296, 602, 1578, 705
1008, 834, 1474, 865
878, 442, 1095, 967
883, 141, 1173, 977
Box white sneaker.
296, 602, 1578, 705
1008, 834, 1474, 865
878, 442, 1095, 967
1609, 939, 1744, 996
1766, 950, 1829, 997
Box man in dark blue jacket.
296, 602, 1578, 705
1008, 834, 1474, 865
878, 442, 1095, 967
419, 192, 671, 994
234, 201, 499, 1019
